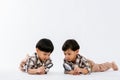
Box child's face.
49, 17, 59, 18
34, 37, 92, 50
64, 49, 79, 62
36, 48, 51, 62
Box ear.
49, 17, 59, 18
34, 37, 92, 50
36, 48, 38, 52
75, 49, 79, 54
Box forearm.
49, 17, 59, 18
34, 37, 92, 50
64, 70, 80, 75
27, 69, 38, 74
27, 69, 45, 74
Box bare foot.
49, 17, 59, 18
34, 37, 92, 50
112, 62, 118, 71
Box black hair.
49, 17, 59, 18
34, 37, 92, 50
62, 39, 80, 51
36, 38, 54, 53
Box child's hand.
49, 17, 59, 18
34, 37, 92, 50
19, 54, 30, 71
70, 70, 80, 75
37, 66, 45, 74
74, 66, 89, 75
74, 65, 81, 74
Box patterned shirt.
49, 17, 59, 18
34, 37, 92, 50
63, 54, 91, 74
22, 53, 53, 74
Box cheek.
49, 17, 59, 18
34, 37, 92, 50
39, 54, 44, 59
65, 55, 68, 58
48, 55, 50, 58
46, 56, 50, 59
71, 56, 75, 59
42, 55, 46, 58
66, 55, 70, 59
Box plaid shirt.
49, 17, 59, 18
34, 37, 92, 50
22, 53, 53, 74
63, 54, 91, 74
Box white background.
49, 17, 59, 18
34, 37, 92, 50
0, 0, 120, 79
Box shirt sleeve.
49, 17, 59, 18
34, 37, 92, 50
44, 59, 53, 74
24, 57, 35, 72
80, 56, 91, 74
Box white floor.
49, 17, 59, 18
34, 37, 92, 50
0, 69, 119, 80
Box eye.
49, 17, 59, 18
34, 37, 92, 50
68, 53, 71, 55
43, 54, 47, 56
